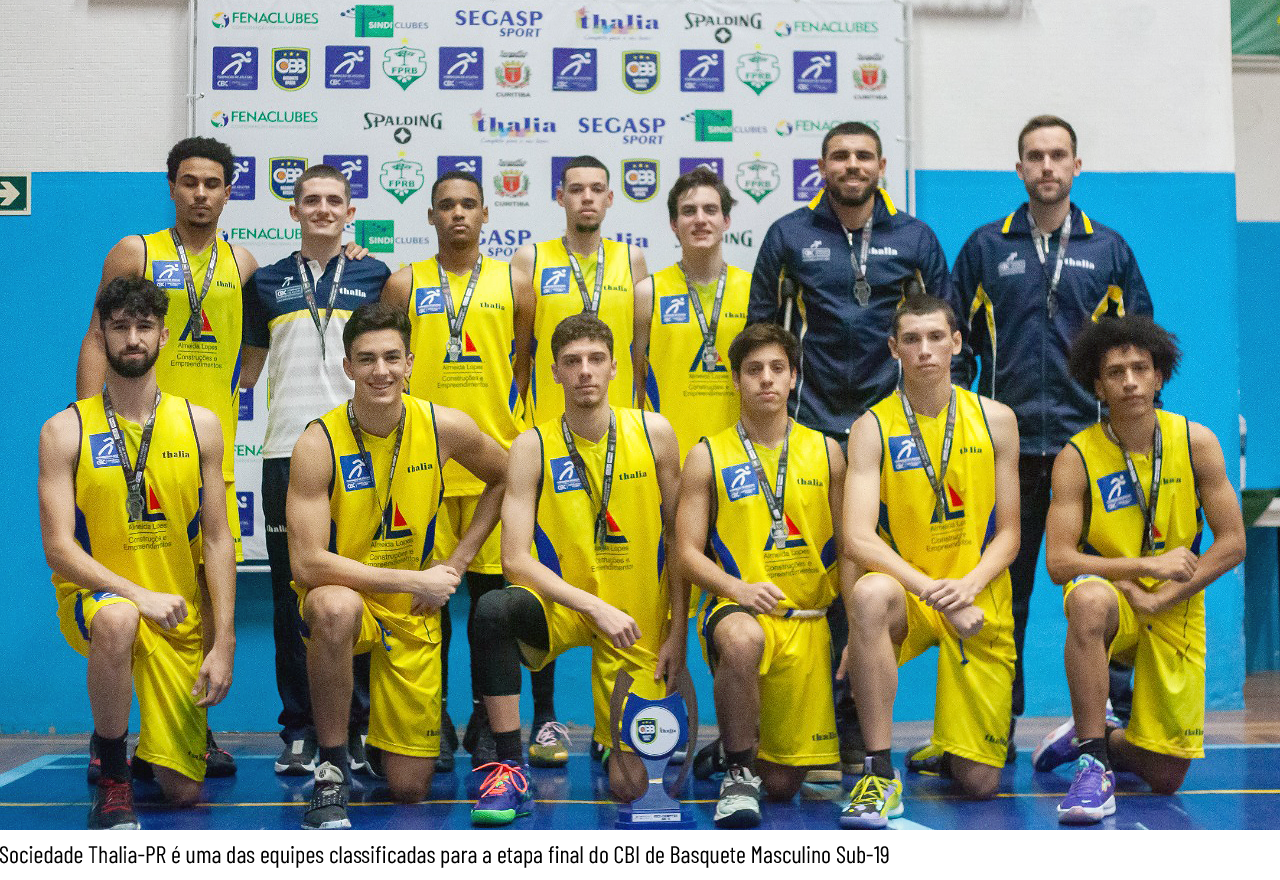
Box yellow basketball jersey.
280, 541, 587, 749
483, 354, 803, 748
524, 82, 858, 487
1068, 411, 1204, 591
532, 407, 667, 651
703, 421, 837, 611
141, 230, 242, 481
54, 393, 204, 641
529, 238, 634, 423
871, 387, 1011, 599
405, 256, 523, 497
644, 264, 749, 462
317, 395, 445, 635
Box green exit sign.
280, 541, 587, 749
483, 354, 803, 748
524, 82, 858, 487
0, 174, 30, 215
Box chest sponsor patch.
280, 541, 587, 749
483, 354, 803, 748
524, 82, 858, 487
721, 462, 759, 502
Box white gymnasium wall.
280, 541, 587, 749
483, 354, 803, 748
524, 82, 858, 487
1233, 59, 1280, 222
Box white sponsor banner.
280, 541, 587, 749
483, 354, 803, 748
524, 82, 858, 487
194, 1, 908, 560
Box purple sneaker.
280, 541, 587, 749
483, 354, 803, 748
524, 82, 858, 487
1057, 754, 1116, 825
1032, 702, 1121, 772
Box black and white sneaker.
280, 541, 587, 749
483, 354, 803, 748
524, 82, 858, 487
88, 777, 141, 830
348, 731, 370, 775
693, 737, 728, 780
204, 729, 237, 778
275, 736, 318, 776
713, 766, 762, 829
302, 762, 351, 830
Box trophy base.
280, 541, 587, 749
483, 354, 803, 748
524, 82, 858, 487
615, 803, 696, 829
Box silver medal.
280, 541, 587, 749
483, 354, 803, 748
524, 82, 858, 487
702, 345, 718, 372
127, 490, 144, 522
771, 522, 789, 548
594, 518, 607, 549
446, 336, 463, 362
854, 277, 872, 307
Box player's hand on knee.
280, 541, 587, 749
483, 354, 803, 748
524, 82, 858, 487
1143, 547, 1197, 583
409, 564, 460, 614
589, 601, 640, 649
945, 604, 984, 639
733, 580, 785, 615
138, 591, 188, 630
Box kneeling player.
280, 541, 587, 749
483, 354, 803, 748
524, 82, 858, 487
41, 278, 236, 829
471, 314, 686, 825
1036, 316, 1244, 824
288, 303, 507, 829
841, 294, 1021, 827
675, 324, 845, 828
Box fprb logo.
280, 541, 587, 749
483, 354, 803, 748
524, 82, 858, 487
340, 453, 374, 491
272, 48, 310, 90
794, 51, 837, 93
680, 49, 724, 92
383, 43, 427, 89
440, 47, 484, 89
323, 154, 369, 198
380, 156, 424, 203
736, 157, 779, 203
793, 159, 823, 201
212, 47, 257, 90
270, 157, 307, 200
736, 49, 780, 94
345, 5, 395, 38
552, 48, 596, 91
325, 46, 370, 88
230, 156, 256, 200
438, 155, 482, 181
622, 51, 659, 93
355, 219, 394, 253
621, 159, 659, 202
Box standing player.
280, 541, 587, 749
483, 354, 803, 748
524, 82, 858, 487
286, 303, 507, 829
75, 136, 255, 777
382, 170, 534, 770
515, 155, 652, 424
469, 314, 685, 826
749, 121, 959, 770
675, 324, 845, 828
509, 155, 652, 764
240, 164, 390, 777
644, 167, 750, 461
840, 294, 1020, 828
41, 277, 236, 829
1037, 316, 1244, 824
951, 116, 1152, 758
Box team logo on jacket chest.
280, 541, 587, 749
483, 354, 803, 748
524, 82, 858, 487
998, 251, 1025, 277
801, 239, 831, 262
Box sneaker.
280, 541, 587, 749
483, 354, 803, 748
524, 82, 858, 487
348, 731, 369, 775
204, 729, 236, 778
904, 741, 948, 777
839, 771, 904, 829
275, 737, 318, 776
366, 744, 385, 779
437, 711, 458, 774
714, 766, 762, 829
527, 720, 570, 768
1057, 754, 1116, 825
1032, 703, 1121, 773
86, 738, 102, 786
693, 737, 728, 781
589, 739, 606, 763
302, 762, 351, 830
463, 711, 498, 768
88, 777, 140, 830
470, 761, 533, 826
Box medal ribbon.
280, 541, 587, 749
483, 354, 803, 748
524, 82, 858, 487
347, 401, 406, 535
737, 420, 792, 548
899, 387, 957, 519
436, 256, 484, 360
845, 213, 874, 307
102, 386, 162, 523
294, 252, 346, 361
681, 263, 727, 370
1106, 418, 1163, 556
1031, 211, 1072, 319
170, 228, 219, 341
561, 237, 605, 316
560, 411, 617, 548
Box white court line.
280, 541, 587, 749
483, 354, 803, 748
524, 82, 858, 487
1202, 743, 1280, 750
0, 755, 65, 789
888, 817, 932, 830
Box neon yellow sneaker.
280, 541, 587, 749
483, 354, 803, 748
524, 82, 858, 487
839, 771, 903, 829
527, 720, 570, 768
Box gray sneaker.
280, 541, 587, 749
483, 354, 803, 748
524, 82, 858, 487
275, 736, 317, 776
302, 762, 351, 830
713, 766, 762, 829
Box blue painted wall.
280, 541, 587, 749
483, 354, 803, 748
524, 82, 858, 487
0, 169, 1247, 733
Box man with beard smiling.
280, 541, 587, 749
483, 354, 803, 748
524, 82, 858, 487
748, 121, 959, 774
41, 277, 237, 829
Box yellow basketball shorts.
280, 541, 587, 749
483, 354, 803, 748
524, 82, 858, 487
297, 586, 443, 759
874, 573, 1015, 768
1063, 575, 1205, 759
510, 585, 664, 751
432, 494, 502, 575
699, 597, 839, 767
58, 589, 207, 781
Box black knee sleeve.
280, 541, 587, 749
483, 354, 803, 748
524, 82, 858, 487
472, 588, 547, 697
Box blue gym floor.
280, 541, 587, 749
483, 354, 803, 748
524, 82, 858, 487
2, 741, 1278, 830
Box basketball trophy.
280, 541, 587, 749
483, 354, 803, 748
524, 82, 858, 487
608, 668, 699, 828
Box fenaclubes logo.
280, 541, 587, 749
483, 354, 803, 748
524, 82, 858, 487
383, 42, 428, 89
216, 9, 319, 28
211, 108, 319, 128
776, 19, 879, 37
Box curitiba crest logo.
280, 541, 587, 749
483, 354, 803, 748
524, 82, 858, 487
494, 168, 529, 198
736, 157, 779, 204
383, 44, 428, 90
496, 53, 531, 88
736, 49, 779, 95
380, 157, 425, 203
